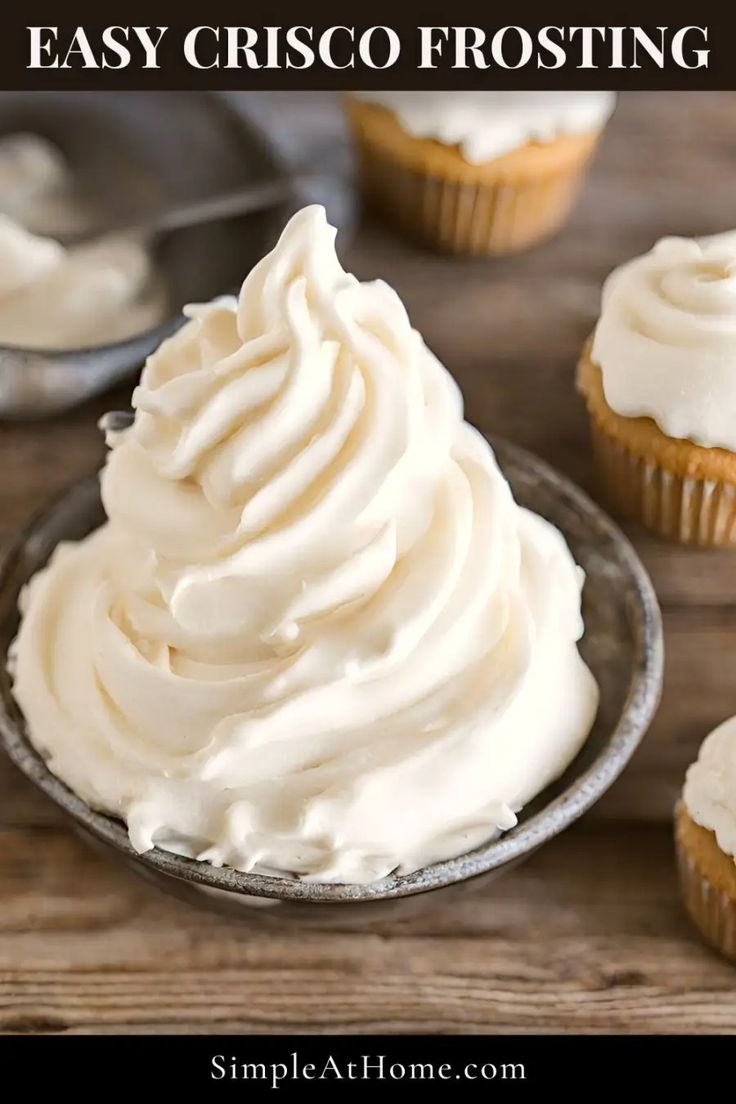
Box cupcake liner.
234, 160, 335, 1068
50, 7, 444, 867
588, 414, 736, 547
676, 830, 736, 963
353, 140, 590, 256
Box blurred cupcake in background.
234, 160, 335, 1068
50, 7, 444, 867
676, 717, 736, 962
578, 232, 736, 546
345, 91, 615, 255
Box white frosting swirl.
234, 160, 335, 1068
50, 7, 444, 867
592, 232, 736, 451
350, 91, 615, 163
0, 214, 165, 350
684, 717, 736, 863
0, 133, 75, 230
11, 206, 597, 884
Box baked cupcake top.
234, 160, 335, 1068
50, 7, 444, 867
592, 231, 736, 451
684, 717, 736, 863
11, 205, 597, 884
348, 91, 615, 163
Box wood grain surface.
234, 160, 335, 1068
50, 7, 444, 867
2, 90, 736, 1034
2, 813, 735, 1035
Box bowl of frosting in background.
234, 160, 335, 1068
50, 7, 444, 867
0, 92, 292, 418
0, 207, 663, 922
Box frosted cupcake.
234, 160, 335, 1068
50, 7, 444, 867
676, 718, 736, 962
578, 232, 736, 546
346, 91, 615, 255
10, 205, 598, 885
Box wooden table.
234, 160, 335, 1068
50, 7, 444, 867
2, 91, 736, 1034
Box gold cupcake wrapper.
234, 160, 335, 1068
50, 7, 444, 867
589, 416, 736, 547
676, 837, 736, 963
354, 145, 588, 255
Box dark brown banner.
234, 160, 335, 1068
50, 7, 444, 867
2, 0, 736, 90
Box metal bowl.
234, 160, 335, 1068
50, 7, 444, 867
0, 437, 663, 923
0, 91, 290, 418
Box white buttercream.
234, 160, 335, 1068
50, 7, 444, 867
0, 133, 166, 350
0, 133, 71, 228
592, 231, 736, 451
684, 716, 736, 864
350, 91, 615, 163
11, 205, 598, 884
0, 214, 165, 349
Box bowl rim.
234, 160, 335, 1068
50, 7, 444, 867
0, 436, 663, 904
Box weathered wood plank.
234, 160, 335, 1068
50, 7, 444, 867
1, 821, 734, 1034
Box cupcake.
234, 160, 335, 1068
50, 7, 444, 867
345, 91, 615, 255
578, 232, 736, 546
10, 205, 598, 885
676, 717, 736, 962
